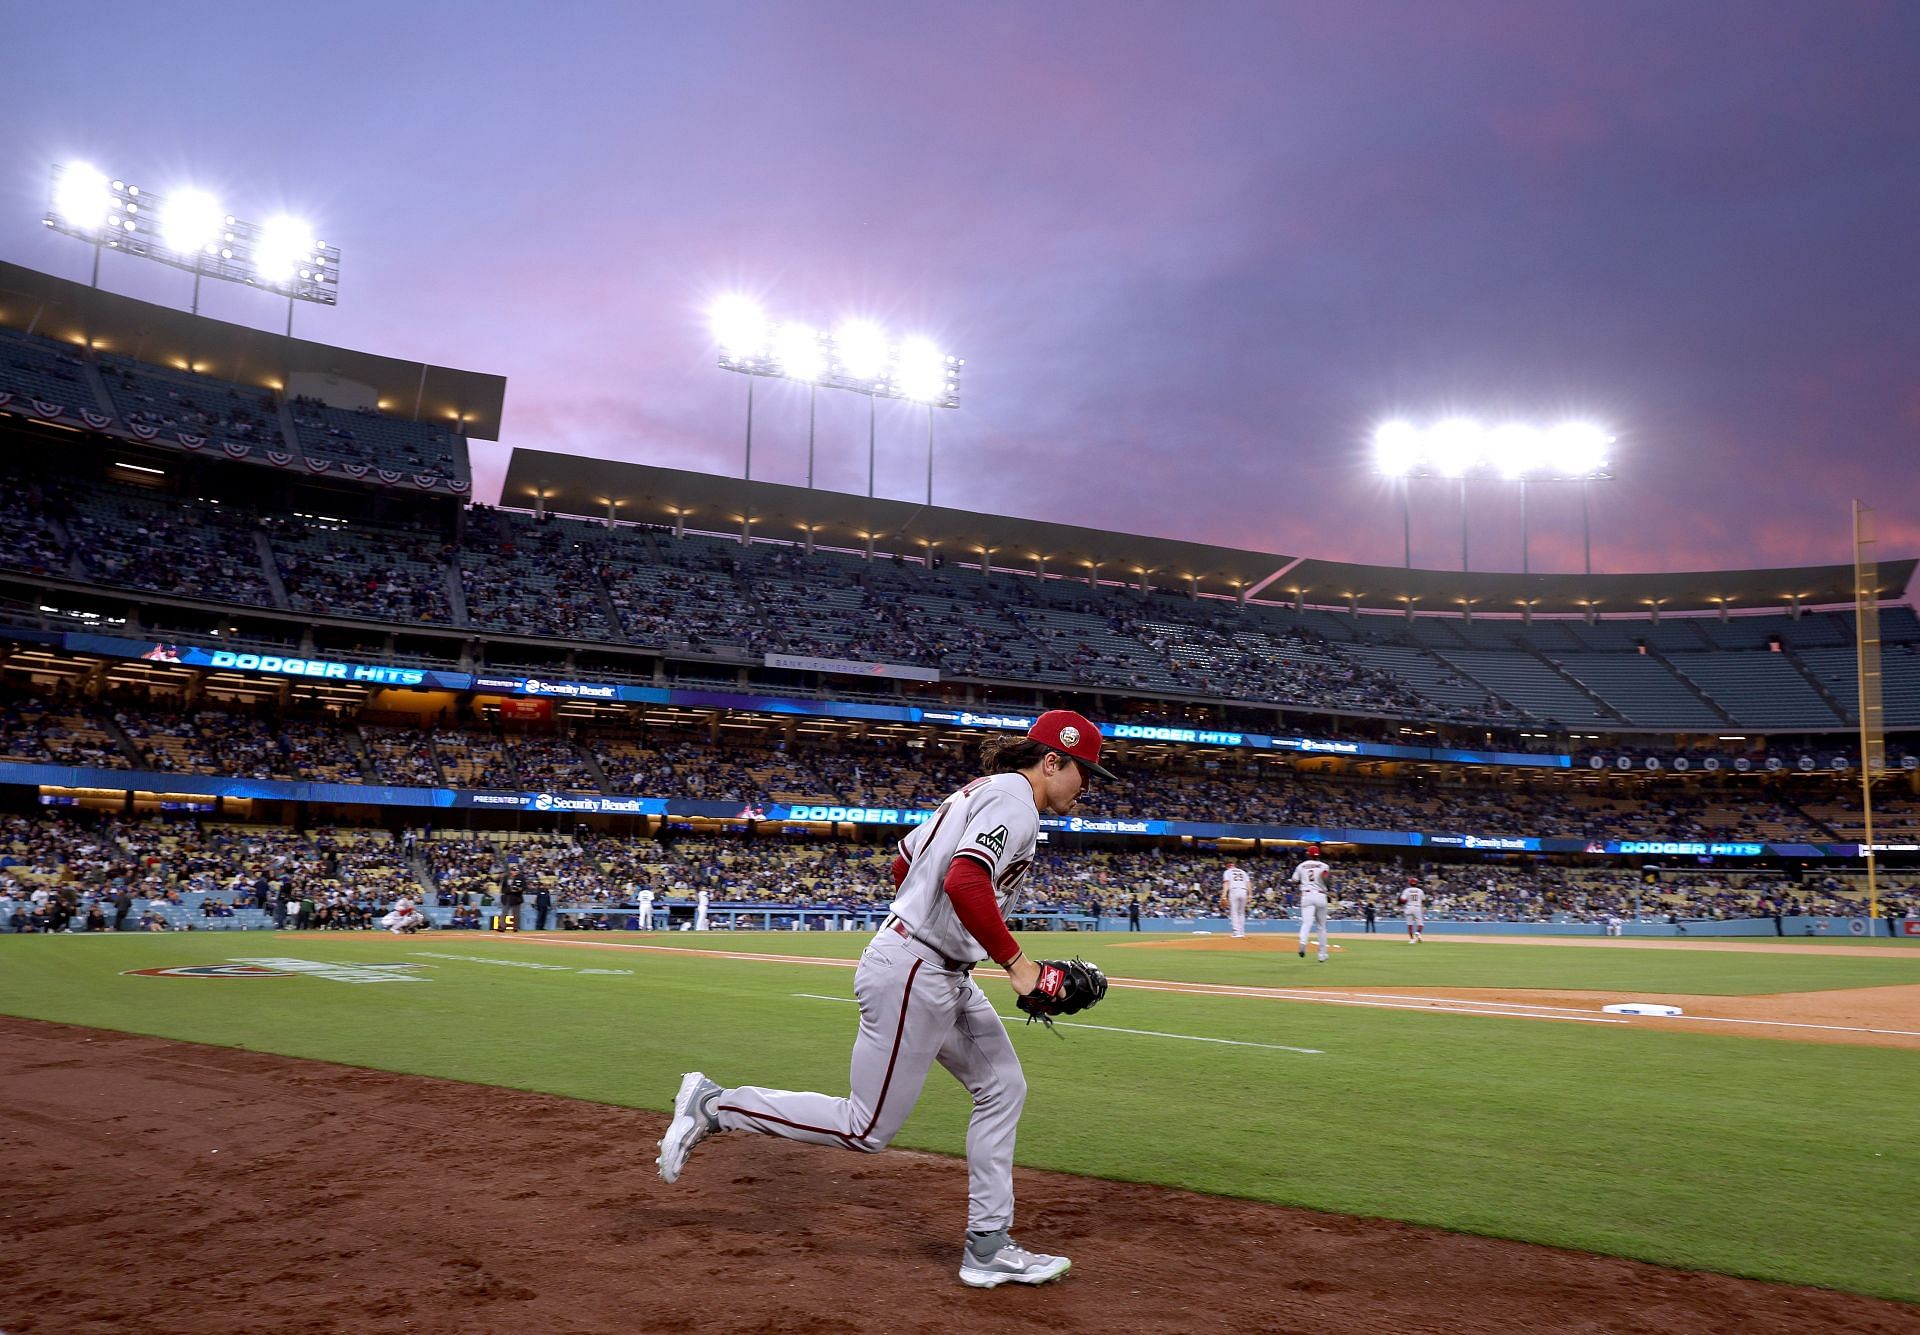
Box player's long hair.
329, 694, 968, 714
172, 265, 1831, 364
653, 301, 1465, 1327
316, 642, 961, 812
980, 736, 1051, 773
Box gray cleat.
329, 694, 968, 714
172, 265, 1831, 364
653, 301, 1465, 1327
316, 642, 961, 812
959, 1230, 1071, 1288
656, 1071, 721, 1184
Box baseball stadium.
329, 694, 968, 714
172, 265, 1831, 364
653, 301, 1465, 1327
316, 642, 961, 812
2, 252, 1917, 1331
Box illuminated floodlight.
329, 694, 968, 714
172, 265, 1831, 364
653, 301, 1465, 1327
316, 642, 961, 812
713, 304, 961, 409
252, 215, 316, 286
1550, 421, 1611, 477
710, 295, 769, 360
160, 188, 226, 257
1487, 423, 1544, 479
1372, 420, 1422, 477
774, 322, 827, 381
1428, 418, 1482, 478
43, 165, 343, 308
1369, 415, 1613, 479
833, 320, 889, 383
50, 162, 114, 235
894, 336, 948, 403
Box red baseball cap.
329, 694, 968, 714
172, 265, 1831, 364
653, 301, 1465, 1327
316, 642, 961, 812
1027, 709, 1117, 781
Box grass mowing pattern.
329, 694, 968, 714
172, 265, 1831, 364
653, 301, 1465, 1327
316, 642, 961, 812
3, 932, 1915, 1303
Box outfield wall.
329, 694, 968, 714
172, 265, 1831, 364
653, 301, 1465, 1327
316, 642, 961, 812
1124, 915, 1913, 939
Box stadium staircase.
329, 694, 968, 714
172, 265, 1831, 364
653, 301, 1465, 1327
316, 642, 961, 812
571, 739, 612, 795
1778, 645, 1855, 724
443, 562, 470, 627
425, 734, 454, 787
1779, 791, 1843, 841
76, 357, 115, 420
271, 393, 304, 456
1610, 644, 1736, 727
253, 531, 292, 610
95, 711, 145, 768
405, 848, 439, 900
339, 723, 381, 783
586, 570, 626, 639
1525, 647, 1626, 727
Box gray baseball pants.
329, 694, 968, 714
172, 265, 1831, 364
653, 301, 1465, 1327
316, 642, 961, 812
712, 926, 1026, 1233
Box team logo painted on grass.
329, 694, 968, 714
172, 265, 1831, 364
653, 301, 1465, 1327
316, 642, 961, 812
124, 964, 295, 979
125, 958, 431, 985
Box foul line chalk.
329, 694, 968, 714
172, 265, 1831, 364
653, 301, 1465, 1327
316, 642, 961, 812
791, 993, 1323, 1054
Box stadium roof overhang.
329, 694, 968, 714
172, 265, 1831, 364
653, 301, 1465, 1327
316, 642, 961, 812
1273, 557, 1915, 617
0, 259, 505, 440
504, 451, 1915, 616
502, 452, 1295, 596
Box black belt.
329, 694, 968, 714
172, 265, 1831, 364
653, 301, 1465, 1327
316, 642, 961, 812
883, 915, 972, 972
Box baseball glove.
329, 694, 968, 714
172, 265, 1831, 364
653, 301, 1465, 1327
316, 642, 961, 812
1016, 957, 1108, 1031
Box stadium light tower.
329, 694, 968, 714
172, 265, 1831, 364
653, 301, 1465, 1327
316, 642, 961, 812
1372, 418, 1615, 573
44, 162, 341, 334
710, 295, 962, 501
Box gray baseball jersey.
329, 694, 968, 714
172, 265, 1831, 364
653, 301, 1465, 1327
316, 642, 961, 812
890, 772, 1038, 963
711, 769, 1039, 1235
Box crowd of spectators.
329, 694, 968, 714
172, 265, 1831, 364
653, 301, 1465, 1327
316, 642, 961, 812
362, 725, 442, 786
3, 808, 1916, 932
62, 486, 277, 608
0, 694, 132, 769
270, 516, 454, 625
2, 673, 1877, 847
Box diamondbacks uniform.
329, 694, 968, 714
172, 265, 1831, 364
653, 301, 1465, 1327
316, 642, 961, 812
1400, 883, 1426, 939
709, 771, 1039, 1233
1222, 864, 1252, 937
1291, 858, 1331, 959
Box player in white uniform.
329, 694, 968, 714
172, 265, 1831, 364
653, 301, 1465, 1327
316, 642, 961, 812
1290, 845, 1331, 962
694, 887, 710, 931
1400, 876, 1425, 942
655, 710, 1115, 1289
380, 898, 427, 935
1221, 861, 1252, 938
635, 886, 655, 930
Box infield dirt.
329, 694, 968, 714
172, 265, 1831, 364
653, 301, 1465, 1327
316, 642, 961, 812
4, 1015, 1915, 1334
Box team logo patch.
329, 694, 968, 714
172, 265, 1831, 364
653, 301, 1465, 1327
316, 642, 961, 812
124, 964, 293, 979
1058, 725, 1080, 748
976, 824, 1009, 856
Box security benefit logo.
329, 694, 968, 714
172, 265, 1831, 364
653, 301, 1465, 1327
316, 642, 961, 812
124, 957, 431, 985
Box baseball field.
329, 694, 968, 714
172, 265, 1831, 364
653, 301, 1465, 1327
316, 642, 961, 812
4, 929, 1918, 1333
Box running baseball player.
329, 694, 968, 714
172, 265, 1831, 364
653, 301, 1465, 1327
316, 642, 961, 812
1221, 860, 1251, 938
1400, 875, 1426, 943
655, 710, 1115, 1288
1290, 845, 1330, 961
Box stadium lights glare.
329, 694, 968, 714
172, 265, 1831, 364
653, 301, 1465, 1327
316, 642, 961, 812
711, 294, 962, 409
710, 295, 769, 359
1371, 417, 1614, 480
252, 215, 318, 284
43, 162, 342, 309
774, 321, 828, 382
833, 319, 889, 383
159, 188, 227, 257
50, 161, 114, 236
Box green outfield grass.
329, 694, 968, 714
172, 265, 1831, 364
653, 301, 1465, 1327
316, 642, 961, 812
563, 927, 1920, 994
2, 931, 1917, 1303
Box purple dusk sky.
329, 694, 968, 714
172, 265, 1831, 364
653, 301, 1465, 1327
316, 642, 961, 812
8, 1, 1919, 580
